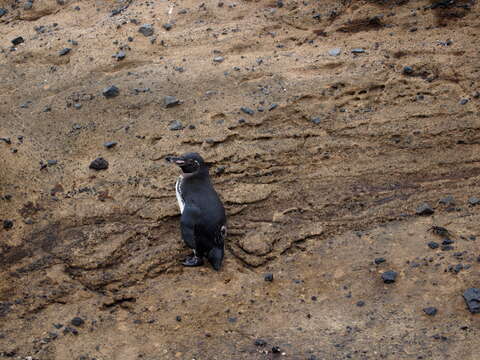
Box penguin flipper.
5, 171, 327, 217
180, 206, 201, 250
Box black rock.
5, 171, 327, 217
164, 96, 180, 108
468, 196, 480, 206
0, 8, 7, 17
213, 56, 224, 63
63, 326, 78, 335
11, 37, 24, 46
3, 220, 13, 230
175, 315, 181, 322
240, 107, 254, 115
403, 66, 414, 75
463, 288, 480, 314
356, 301, 365, 307
53, 323, 63, 329
416, 203, 434, 216
441, 245, 454, 251
169, 120, 183, 131
351, 48, 365, 54
442, 238, 454, 245
423, 307, 437, 316
269, 103, 278, 111
228, 317, 237, 323
381, 270, 397, 284
47, 160, 58, 166
311, 117, 321, 125
439, 195, 455, 206
89, 158, 109, 171
428, 241, 439, 249
102, 85, 119, 98
163, 23, 173, 31
271, 346, 281, 354
264, 273, 274, 282
104, 141, 117, 148
113, 50, 126, 61
71, 317, 84, 327
254, 339, 267, 347
459, 98, 469, 105
374, 257, 386, 265
59, 48, 71, 56
139, 24, 154, 37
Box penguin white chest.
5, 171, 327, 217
175, 176, 185, 214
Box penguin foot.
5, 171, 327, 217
183, 255, 204, 267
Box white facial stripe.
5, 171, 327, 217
175, 176, 185, 214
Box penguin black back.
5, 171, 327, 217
166, 152, 226, 270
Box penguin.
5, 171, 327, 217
165, 152, 226, 270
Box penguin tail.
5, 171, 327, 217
207, 247, 224, 271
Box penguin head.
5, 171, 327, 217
207, 247, 224, 271
166, 152, 208, 175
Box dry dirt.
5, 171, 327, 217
1, 0, 480, 359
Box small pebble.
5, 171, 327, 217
264, 273, 273, 282
71, 317, 84, 327
175, 316, 181, 322
163, 23, 173, 31
403, 66, 414, 75
351, 48, 365, 54
416, 203, 434, 216
164, 96, 180, 108
463, 288, 480, 314
89, 158, 109, 171
3, 220, 13, 230
213, 56, 225, 63
328, 48, 341, 56
104, 141, 117, 148
11, 37, 24, 46
59, 48, 71, 56
427, 241, 439, 249
254, 339, 267, 347
381, 270, 397, 284
468, 197, 480, 206
139, 24, 154, 37
423, 307, 437, 316
102, 85, 120, 98
374, 257, 386, 265
240, 107, 254, 115
169, 120, 183, 131
356, 301, 365, 307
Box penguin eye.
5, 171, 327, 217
193, 160, 199, 166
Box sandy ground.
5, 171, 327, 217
1, 0, 480, 359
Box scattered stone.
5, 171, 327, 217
169, 120, 183, 131
254, 339, 267, 347
459, 98, 469, 105
264, 273, 274, 282
71, 317, 84, 327
228, 317, 237, 323
439, 195, 455, 206
59, 48, 71, 56
53, 323, 63, 329
468, 196, 480, 206
73, 103, 82, 110
0, 8, 7, 17
271, 346, 281, 354
175, 315, 181, 322
463, 288, 480, 314
24, 1, 33, 10
240, 107, 254, 115
3, 220, 13, 230
213, 56, 225, 63
328, 48, 341, 56
11, 37, 24, 46
441, 245, 454, 251
423, 307, 437, 316
381, 270, 397, 284
403, 66, 414, 75
89, 158, 109, 171
63, 326, 78, 335
351, 48, 365, 54
164, 96, 180, 108
374, 257, 386, 265
442, 238, 454, 245
102, 85, 119, 98
113, 50, 126, 61
47, 160, 58, 166
269, 104, 278, 111
416, 203, 434, 216
163, 23, 173, 31
104, 141, 117, 149
428, 241, 439, 249
139, 24, 154, 37
356, 301, 365, 307
311, 117, 321, 125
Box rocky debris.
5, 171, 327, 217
428, 241, 439, 249
351, 48, 365, 54
269, 104, 278, 111
403, 66, 414, 75
423, 307, 437, 316
240, 107, 254, 115
374, 257, 386, 265
459, 98, 469, 105
213, 56, 225, 63
71, 317, 84, 327
0, 8, 7, 17
102, 86, 119, 98
271, 346, 281, 354
104, 141, 117, 149
381, 270, 397, 284
113, 50, 126, 61
356, 301, 365, 307
438, 195, 455, 206
11, 37, 24, 46
164, 96, 180, 108
169, 120, 183, 131
89, 157, 109, 171
139, 24, 154, 37
463, 288, 480, 314
311, 117, 321, 125
416, 203, 434, 216
162, 23, 173, 31
175, 316, 181, 322
3, 220, 13, 230
264, 273, 274, 282
254, 339, 267, 347
59, 48, 71, 56
468, 196, 480, 206
328, 48, 341, 56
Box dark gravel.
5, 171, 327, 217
71, 317, 84, 327
264, 273, 274, 282
416, 203, 434, 215
240, 107, 254, 115
381, 270, 397, 284
164, 96, 180, 108
89, 158, 109, 171
59, 48, 71, 56
104, 141, 117, 149
3, 220, 13, 230
11, 37, 24, 46
423, 307, 437, 316
463, 288, 480, 314
102, 85, 120, 98
139, 24, 154, 37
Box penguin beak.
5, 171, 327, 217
165, 156, 185, 165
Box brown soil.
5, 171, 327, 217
1, 0, 480, 359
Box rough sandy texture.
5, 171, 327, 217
1, 0, 480, 359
